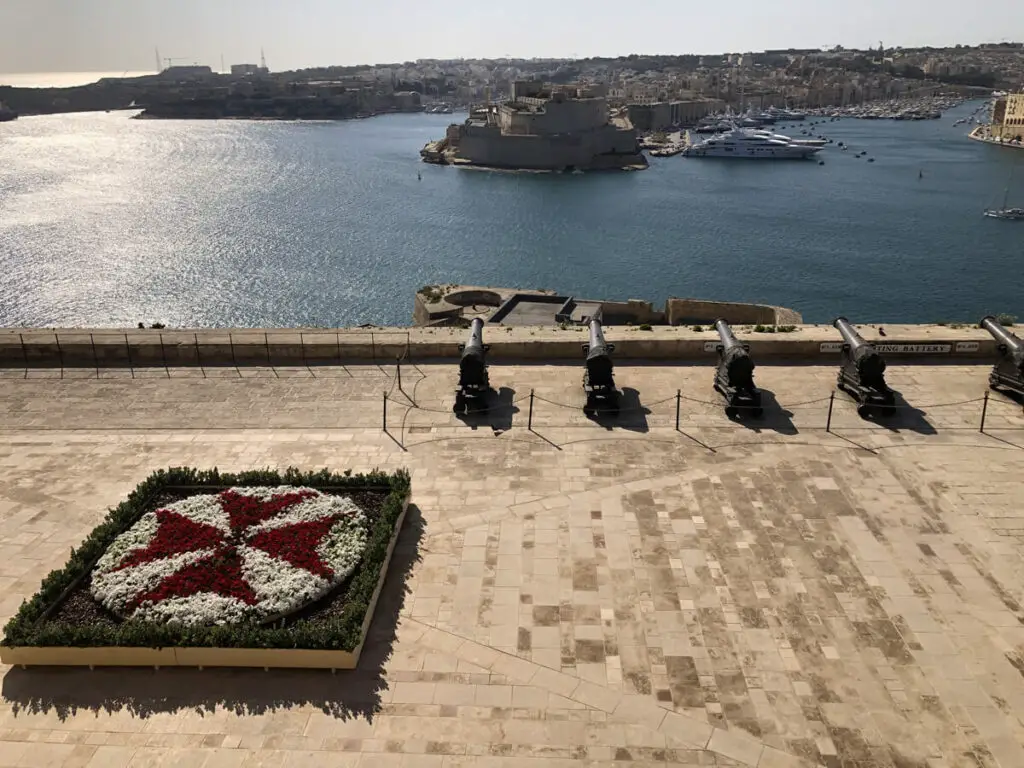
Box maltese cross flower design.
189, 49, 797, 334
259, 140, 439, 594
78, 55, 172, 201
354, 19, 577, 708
90, 487, 367, 626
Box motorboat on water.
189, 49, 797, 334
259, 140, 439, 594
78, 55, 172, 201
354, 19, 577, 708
682, 126, 822, 159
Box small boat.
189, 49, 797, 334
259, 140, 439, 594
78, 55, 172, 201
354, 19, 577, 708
984, 207, 1024, 220
985, 159, 1024, 220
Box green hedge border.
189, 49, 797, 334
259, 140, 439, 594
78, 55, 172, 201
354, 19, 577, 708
1, 466, 411, 652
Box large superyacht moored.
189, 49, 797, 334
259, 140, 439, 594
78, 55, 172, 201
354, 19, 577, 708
681, 126, 822, 159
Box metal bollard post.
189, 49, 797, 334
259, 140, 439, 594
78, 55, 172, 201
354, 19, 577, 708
125, 333, 135, 378
980, 390, 989, 433
19, 333, 27, 369
383, 392, 388, 432
396, 357, 402, 392
528, 389, 535, 430
55, 333, 64, 375
159, 333, 168, 374
675, 389, 681, 431
826, 391, 835, 433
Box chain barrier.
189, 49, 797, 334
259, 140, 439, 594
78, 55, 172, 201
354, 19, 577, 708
379, 385, 1024, 446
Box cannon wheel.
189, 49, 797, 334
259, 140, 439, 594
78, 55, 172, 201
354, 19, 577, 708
453, 393, 466, 414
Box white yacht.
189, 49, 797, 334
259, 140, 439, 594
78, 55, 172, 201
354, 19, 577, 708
682, 127, 822, 159
750, 129, 827, 147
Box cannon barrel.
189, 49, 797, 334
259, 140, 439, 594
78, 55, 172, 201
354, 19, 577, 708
714, 319, 755, 383
712, 319, 760, 417
714, 318, 742, 350
834, 316, 886, 382
582, 319, 615, 396
980, 316, 1024, 396
455, 317, 490, 401
832, 316, 892, 414
587, 319, 610, 360
462, 318, 486, 362
980, 316, 1024, 359
833, 316, 868, 351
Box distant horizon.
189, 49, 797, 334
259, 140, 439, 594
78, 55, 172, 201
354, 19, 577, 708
1, 38, 1021, 87
2, 42, 1023, 85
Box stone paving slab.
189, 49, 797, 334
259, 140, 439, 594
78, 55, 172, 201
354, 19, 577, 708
0, 364, 1022, 767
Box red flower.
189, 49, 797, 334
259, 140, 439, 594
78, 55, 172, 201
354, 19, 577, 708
96, 488, 363, 622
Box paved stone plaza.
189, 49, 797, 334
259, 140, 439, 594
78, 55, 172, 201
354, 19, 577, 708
0, 362, 1023, 768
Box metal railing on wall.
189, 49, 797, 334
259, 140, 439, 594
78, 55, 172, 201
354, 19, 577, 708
2, 330, 414, 379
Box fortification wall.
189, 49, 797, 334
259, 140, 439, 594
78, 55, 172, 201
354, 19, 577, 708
667, 298, 803, 326
0, 324, 999, 367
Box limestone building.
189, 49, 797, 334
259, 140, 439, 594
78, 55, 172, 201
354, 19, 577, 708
421, 81, 646, 171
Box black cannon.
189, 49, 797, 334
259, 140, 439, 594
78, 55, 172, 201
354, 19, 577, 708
453, 318, 490, 413
833, 316, 896, 417
980, 316, 1024, 397
713, 319, 763, 418
582, 319, 619, 416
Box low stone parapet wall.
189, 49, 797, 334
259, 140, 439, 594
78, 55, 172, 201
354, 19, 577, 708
0, 324, 1000, 367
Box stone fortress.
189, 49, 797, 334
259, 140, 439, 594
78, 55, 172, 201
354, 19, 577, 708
413, 285, 802, 328
421, 81, 647, 171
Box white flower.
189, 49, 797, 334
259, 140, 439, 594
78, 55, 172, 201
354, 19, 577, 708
89, 487, 369, 626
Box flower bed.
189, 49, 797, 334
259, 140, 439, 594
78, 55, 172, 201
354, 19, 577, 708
1, 467, 410, 668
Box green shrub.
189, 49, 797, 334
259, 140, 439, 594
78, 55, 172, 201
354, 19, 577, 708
690, 325, 703, 332
996, 313, 1016, 327
638, 324, 653, 331
2, 467, 410, 652
418, 285, 444, 303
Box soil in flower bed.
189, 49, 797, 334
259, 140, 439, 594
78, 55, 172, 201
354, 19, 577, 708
47, 489, 388, 632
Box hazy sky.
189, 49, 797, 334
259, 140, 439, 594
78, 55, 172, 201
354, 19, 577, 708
2, 0, 1022, 74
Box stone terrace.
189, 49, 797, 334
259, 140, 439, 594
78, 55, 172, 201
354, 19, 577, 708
1, 361, 1023, 768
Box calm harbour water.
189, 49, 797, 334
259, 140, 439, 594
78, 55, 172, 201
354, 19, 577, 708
1, 103, 1021, 328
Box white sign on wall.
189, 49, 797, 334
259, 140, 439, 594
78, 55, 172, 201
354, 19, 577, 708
874, 344, 951, 354
703, 341, 721, 353
955, 341, 980, 353
820, 341, 954, 354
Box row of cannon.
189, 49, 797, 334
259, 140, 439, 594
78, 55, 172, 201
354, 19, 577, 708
452, 316, 1024, 418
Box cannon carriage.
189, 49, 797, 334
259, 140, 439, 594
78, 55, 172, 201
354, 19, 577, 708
833, 317, 896, 417
453, 318, 491, 413
582, 319, 619, 417
712, 319, 763, 418
980, 315, 1024, 397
